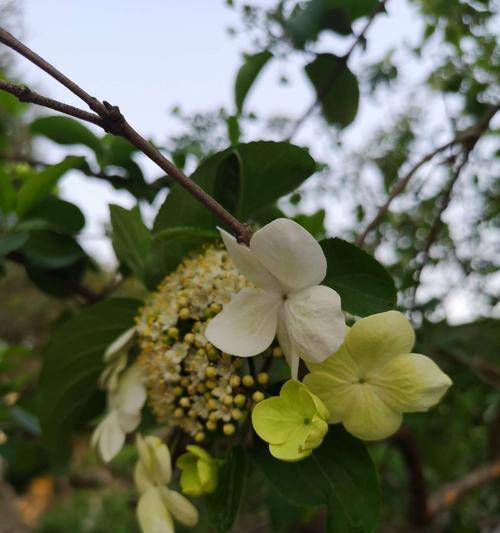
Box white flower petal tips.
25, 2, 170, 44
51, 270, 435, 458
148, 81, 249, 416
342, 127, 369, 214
206, 218, 345, 378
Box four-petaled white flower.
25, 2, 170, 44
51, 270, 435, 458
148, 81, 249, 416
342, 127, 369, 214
206, 218, 345, 378
91, 364, 146, 462
135, 434, 198, 533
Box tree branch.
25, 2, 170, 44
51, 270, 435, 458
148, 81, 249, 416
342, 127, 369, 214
356, 103, 500, 247
0, 27, 252, 244
286, 0, 387, 141
428, 458, 500, 516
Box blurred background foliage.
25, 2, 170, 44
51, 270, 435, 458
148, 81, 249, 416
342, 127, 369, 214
0, 0, 499, 531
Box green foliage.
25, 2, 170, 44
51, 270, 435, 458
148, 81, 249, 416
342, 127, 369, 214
254, 426, 380, 532
38, 298, 140, 464
16, 156, 86, 217
321, 238, 397, 316
206, 447, 247, 532
21, 196, 85, 234
0, 168, 16, 214
154, 141, 316, 230
305, 54, 359, 128
21, 230, 85, 269
235, 50, 273, 113
31, 115, 102, 155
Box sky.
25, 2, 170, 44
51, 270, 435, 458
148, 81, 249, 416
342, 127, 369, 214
8, 0, 479, 323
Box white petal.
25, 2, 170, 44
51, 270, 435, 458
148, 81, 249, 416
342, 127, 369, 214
92, 411, 125, 463
282, 285, 345, 365
137, 487, 174, 533
111, 365, 146, 415
104, 326, 136, 363
160, 487, 199, 527
276, 306, 300, 379
250, 218, 327, 292
134, 461, 154, 495
205, 288, 281, 357
219, 228, 281, 291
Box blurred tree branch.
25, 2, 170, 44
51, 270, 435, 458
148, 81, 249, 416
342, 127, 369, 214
356, 102, 500, 247
0, 27, 252, 244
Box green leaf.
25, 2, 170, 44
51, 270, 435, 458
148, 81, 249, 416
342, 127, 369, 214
320, 238, 396, 316
206, 447, 247, 532
305, 54, 359, 128
21, 230, 85, 269
31, 116, 102, 155
109, 205, 152, 283
20, 196, 85, 234
285, 0, 351, 48
0, 169, 16, 214
154, 142, 316, 231
254, 426, 380, 532
38, 298, 141, 463
17, 156, 86, 217
235, 51, 273, 113
0, 231, 29, 257
293, 209, 326, 239
25, 259, 87, 298
341, 0, 379, 20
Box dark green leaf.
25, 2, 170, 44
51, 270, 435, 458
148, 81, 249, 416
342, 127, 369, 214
214, 151, 242, 215
38, 298, 140, 463
235, 51, 273, 113
227, 115, 241, 145
22, 229, 85, 269
206, 447, 247, 532
0, 169, 16, 214
17, 156, 86, 216
0, 231, 29, 257
293, 209, 326, 239
154, 142, 316, 231
109, 205, 152, 282
254, 426, 380, 532
285, 0, 351, 48
31, 116, 102, 154
25, 259, 87, 298
305, 54, 359, 128
321, 238, 396, 316
21, 196, 85, 234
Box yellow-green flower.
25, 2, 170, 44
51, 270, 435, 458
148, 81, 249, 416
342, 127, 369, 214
176, 445, 219, 496
251, 380, 329, 462
304, 311, 452, 441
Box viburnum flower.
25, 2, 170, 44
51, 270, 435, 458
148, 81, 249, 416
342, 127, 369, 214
91, 364, 146, 462
252, 380, 329, 461
176, 445, 219, 496
205, 218, 345, 378
98, 326, 136, 391
134, 434, 198, 533
303, 311, 452, 441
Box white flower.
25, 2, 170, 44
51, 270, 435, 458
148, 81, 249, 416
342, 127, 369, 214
205, 218, 345, 378
91, 364, 146, 462
98, 327, 136, 391
134, 434, 198, 533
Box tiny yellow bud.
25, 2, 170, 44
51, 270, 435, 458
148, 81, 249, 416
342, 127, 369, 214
242, 375, 255, 388
231, 408, 243, 420
252, 391, 265, 403
178, 296, 189, 307
272, 347, 283, 358
207, 349, 218, 361
208, 409, 218, 420
167, 326, 179, 339
184, 333, 195, 344
173, 386, 183, 397
204, 308, 214, 319
179, 308, 190, 320
180, 377, 190, 387
197, 348, 207, 358
206, 379, 217, 390
187, 385, 196, 395
223, 423, 236, 436
205, 366, 217, 378
206, 420, 217, 431
222, 394, 233, 406
194, 432, 205, 443
179, 397, 191, 408
197, 383, 206, 394
204, 392, 212, 400
257, 372, 269, 385
229, 375, 241, 388
193, 321, 203, 332
174, 407, 184, 418
188, 409, 197, 418
210, 302, 221, 314
234, 394, 246, 408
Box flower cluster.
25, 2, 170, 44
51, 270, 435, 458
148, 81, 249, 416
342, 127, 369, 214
136, 246, 270, 442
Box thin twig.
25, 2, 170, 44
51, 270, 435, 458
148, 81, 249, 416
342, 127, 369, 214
428, 458, 500, 516
0, 79, 104, 127
286, 0, 387, 141
0, 27, 252, 244
356, 103, 500, 247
